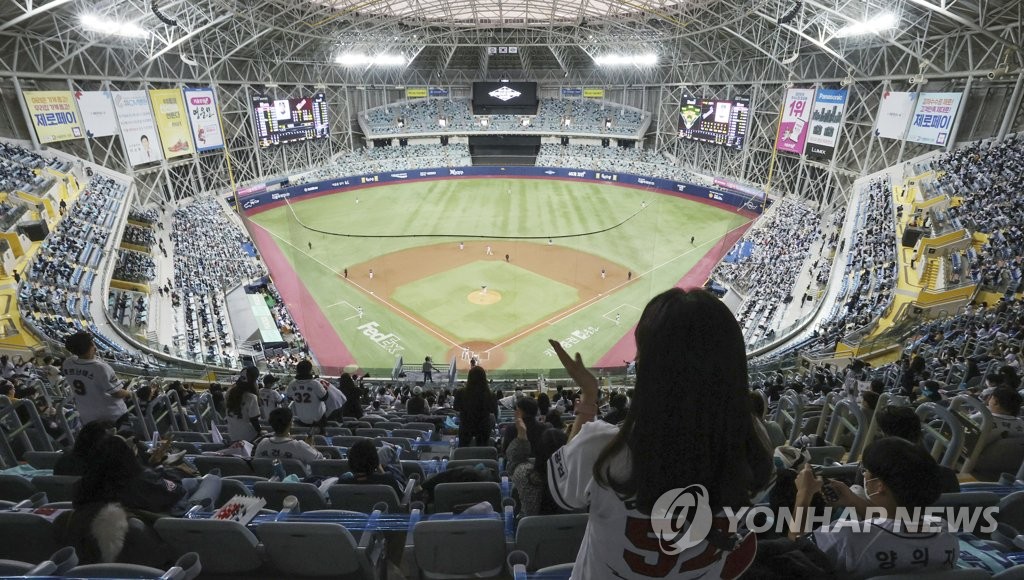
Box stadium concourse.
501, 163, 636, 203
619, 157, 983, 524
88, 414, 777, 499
1, 0, 1024, 576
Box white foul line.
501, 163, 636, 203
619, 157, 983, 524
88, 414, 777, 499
252, 212, 750, 356
484, 220, 751, 352
248, 220, 462, 349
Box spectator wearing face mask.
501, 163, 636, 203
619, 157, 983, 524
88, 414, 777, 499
792, 437, 958, 578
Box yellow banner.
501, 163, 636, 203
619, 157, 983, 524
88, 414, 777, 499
583, 88, 605, 99
22, 91, 83, 143
148, 89, 194, 159
405, 88, 428, 99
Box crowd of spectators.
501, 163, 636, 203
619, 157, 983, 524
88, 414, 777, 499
20, 176, 136, 360
752, 297, 1024, 423
13, 287, 1024, 578
535, 143, 696, 183
935, 136, 1024, 292
128, 206, 159, 225
293, 144, 472, 184
0, 142, 65, 195
107, 289, 147, 330
178, 291, 235, 367
359, 97, 649, 137
166, 198, 260, 366
0, 158, 48, 195
251, 283, 308, 371
712, 198, 820, 344
812, 179, 897, 347
0, 142, 71, 172
293, 142, 705, 190
536, 97, 647, 135
363, 99, 475, 133
112, 250, 155, 284
170, 198, 265, 295
809, 209, 846, 289
121, 224, 155, 248
0, 199, 26, 232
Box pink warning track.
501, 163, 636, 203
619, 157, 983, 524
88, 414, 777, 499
595, 222, 752, 367
247, 223, 355, 371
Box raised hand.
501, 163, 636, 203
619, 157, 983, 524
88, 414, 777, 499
548, 339, 598, 400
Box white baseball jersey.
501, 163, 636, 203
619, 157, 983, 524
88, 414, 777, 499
62, 357, 128, 425
547, 420, 755, 579
259, 387, 284, 422
286, 378, 327, 424
809, 518, 959, 579
971, 412, 1024, 447
254, 436, 325, 469
323, 383, 347, 417
988, 412, 1024, 445
226, 391, 260, 442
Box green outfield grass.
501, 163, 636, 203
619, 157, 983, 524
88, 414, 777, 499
391, 261, 579, 342
248, 178, 749, 371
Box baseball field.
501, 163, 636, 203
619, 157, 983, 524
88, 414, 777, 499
245, 178, 752, 375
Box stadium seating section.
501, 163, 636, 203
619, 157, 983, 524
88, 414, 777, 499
359, 97, 650, 138
11, 126, 1024, 580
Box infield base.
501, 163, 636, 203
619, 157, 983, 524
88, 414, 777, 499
449, 340, 507, 369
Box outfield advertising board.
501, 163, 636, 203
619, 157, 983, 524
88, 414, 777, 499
237, 166, 763, 215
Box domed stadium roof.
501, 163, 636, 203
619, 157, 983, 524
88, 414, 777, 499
0, 0, 1017, 85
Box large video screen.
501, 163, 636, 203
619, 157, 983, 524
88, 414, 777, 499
472, 82, 539, 114
678, 96, 750, 150
252, 92, 329, 148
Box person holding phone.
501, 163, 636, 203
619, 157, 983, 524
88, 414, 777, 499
791, 437, 958, 578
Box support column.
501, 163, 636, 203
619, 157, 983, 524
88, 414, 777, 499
998, 72, 1024, 141
68, 79, 94, 164
12, 77, 41, 151
945, 74, 973, 152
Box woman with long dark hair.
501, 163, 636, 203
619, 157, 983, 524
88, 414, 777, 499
548, 288, 773, 578
74, 435, 221, 515
338, 372, 363, 419
226, 367, 261, 442
501, 396, 546, 457
508, 424, 566, 515
457, 366, 494, 447
54, 419, 115, 476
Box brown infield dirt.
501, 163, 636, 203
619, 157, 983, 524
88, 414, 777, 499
345, 240, 631, 368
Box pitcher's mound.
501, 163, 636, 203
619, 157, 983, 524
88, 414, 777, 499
468, 290, 502, 305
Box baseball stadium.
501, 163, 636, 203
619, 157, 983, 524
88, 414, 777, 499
0, 0, 1022, 576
